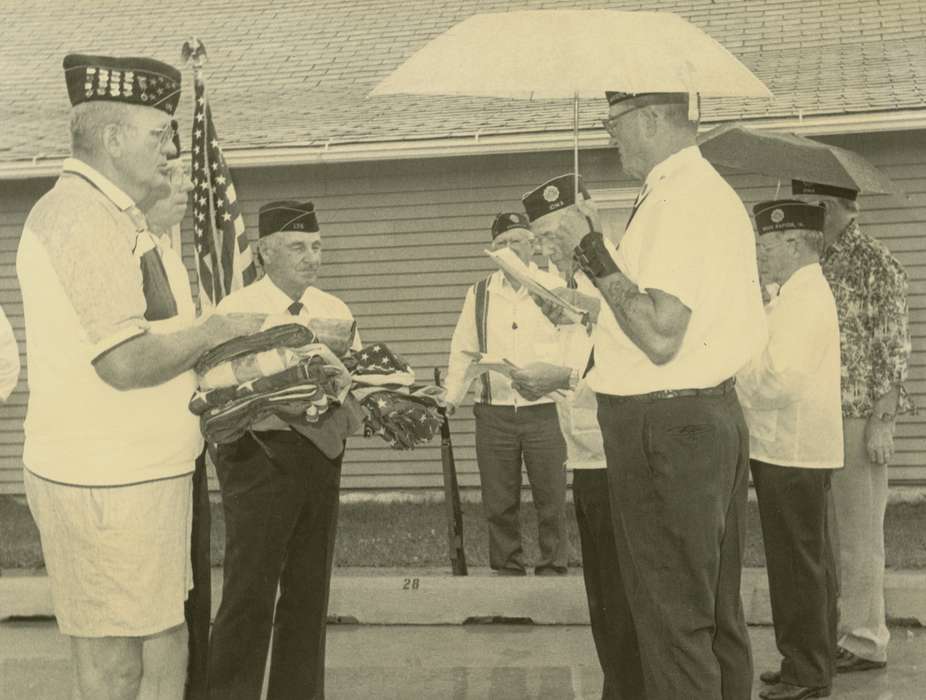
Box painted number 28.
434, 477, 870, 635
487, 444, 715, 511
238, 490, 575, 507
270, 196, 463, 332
402, 578, 420, 590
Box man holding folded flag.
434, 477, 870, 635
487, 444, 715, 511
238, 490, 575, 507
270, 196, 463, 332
206, 200, 361, 700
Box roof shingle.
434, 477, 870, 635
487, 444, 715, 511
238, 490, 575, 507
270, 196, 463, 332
0, 0, 924, 165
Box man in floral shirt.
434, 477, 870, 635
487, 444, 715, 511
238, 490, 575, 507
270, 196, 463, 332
793, 179, 915, 674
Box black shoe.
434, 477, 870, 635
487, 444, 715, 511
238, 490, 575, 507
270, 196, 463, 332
534, 566, 568, 576
758, 682, 831, 700
835, 647, 886, 673
759, 670, 781, 685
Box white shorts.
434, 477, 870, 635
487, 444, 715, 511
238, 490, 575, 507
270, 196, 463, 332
24, 468, 193, 638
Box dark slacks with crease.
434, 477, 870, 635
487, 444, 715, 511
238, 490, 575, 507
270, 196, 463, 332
597, 390, 753, 700
473, 402, 568, 573
207, 430, 342, 700
751, 459, 837, 688
572, 468, 645, 700
184, 449, 211, 700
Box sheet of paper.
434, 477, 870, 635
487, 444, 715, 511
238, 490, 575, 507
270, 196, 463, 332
485, 248, 588, 325
461, 350, 518, 377
462, 351, 566, 398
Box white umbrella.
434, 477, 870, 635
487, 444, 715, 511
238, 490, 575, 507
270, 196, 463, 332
371, 9, 772, 186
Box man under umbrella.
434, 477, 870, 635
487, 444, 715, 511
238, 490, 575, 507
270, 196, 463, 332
545, 90, 768, 699
792, 178, 915, 674
738, 200, 843, 700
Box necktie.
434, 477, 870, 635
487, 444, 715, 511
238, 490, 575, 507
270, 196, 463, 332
624, 183, 650, 232
127, 207, 179, 322
288, 301, 304, 315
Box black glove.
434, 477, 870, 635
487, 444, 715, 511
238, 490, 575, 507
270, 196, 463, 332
574, 232, 620, 279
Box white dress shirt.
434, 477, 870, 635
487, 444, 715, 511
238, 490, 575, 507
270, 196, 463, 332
586, 146, 768, 395
444, 266, 565, 408
216, 276, 361, 353
550, 270, 606, 470
736, 263, 844, 468
0, 304, 20, 401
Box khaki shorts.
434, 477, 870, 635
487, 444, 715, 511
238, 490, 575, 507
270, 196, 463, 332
24, 469, 193, 638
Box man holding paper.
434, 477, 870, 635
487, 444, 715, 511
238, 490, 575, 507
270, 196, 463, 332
444, 212, 569, 576
540, 92, 767, 699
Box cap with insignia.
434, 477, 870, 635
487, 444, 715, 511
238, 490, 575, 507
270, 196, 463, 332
521, 174, 590, 222
258, 201, 319, 238
791, 179, 858, 201
604, 90, 699, 121
491, 212, 531, 240
63, 53, 182, 115
753, 199, 825, 235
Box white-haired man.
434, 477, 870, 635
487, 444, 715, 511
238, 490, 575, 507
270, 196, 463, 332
17, 53, 261, 700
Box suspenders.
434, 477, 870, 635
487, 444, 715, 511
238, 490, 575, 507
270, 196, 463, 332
474, 275, 492, 403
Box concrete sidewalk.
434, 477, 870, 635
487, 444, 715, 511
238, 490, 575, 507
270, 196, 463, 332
3, 566, 925, 626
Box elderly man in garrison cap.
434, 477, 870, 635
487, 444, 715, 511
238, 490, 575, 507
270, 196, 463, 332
206, 200, 361, 700
518, 173, 644, 700
16, 54, 263, 700
737, 200, 842, 700
444, 212, 570, 577
791, 178, 914, 674
537, 91, 768, 699
142, 125, 212, 700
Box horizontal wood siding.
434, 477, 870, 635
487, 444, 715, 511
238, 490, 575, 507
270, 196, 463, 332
0, 131, 925, 492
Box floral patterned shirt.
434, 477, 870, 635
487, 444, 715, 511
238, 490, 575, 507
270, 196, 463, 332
821, 221, 915, 418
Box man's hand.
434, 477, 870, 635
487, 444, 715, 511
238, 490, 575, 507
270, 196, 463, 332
865, 416, 896, 465
530, 287, 601, 328
510, 362, 571, 401
202, 313, 267, 345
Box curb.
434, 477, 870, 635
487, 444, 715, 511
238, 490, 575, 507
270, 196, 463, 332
2, 567, 925, 626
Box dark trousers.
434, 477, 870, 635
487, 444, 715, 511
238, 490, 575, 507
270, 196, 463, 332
596, 390, 753, 700
207, 431, 342, 700
751, 459, 837, 688
473, 402, 568, 573
184, 450, 212, 700
573, 468, 645, 700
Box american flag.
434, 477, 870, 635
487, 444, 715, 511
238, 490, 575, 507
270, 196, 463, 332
349, 343, 416, 386
190, 73, 256, 309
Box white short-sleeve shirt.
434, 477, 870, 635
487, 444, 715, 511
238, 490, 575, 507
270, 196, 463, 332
586, 146, 768, 395
17, 159, 202, 486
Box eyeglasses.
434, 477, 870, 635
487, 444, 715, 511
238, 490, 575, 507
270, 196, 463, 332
123, 121, 175, 148
601, 115, 621, 137
491, 235, 532, 250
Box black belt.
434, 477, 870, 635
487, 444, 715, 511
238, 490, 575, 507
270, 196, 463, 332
608, 377, 736, 403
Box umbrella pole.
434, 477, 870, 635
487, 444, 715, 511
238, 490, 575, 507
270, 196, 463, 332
573, 92, 579, 198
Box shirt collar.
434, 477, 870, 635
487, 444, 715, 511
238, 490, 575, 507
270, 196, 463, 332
260, 274, 313, 308
642, 145, 703, 193
822, 219, 861, 263
61, 157, 136, 212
